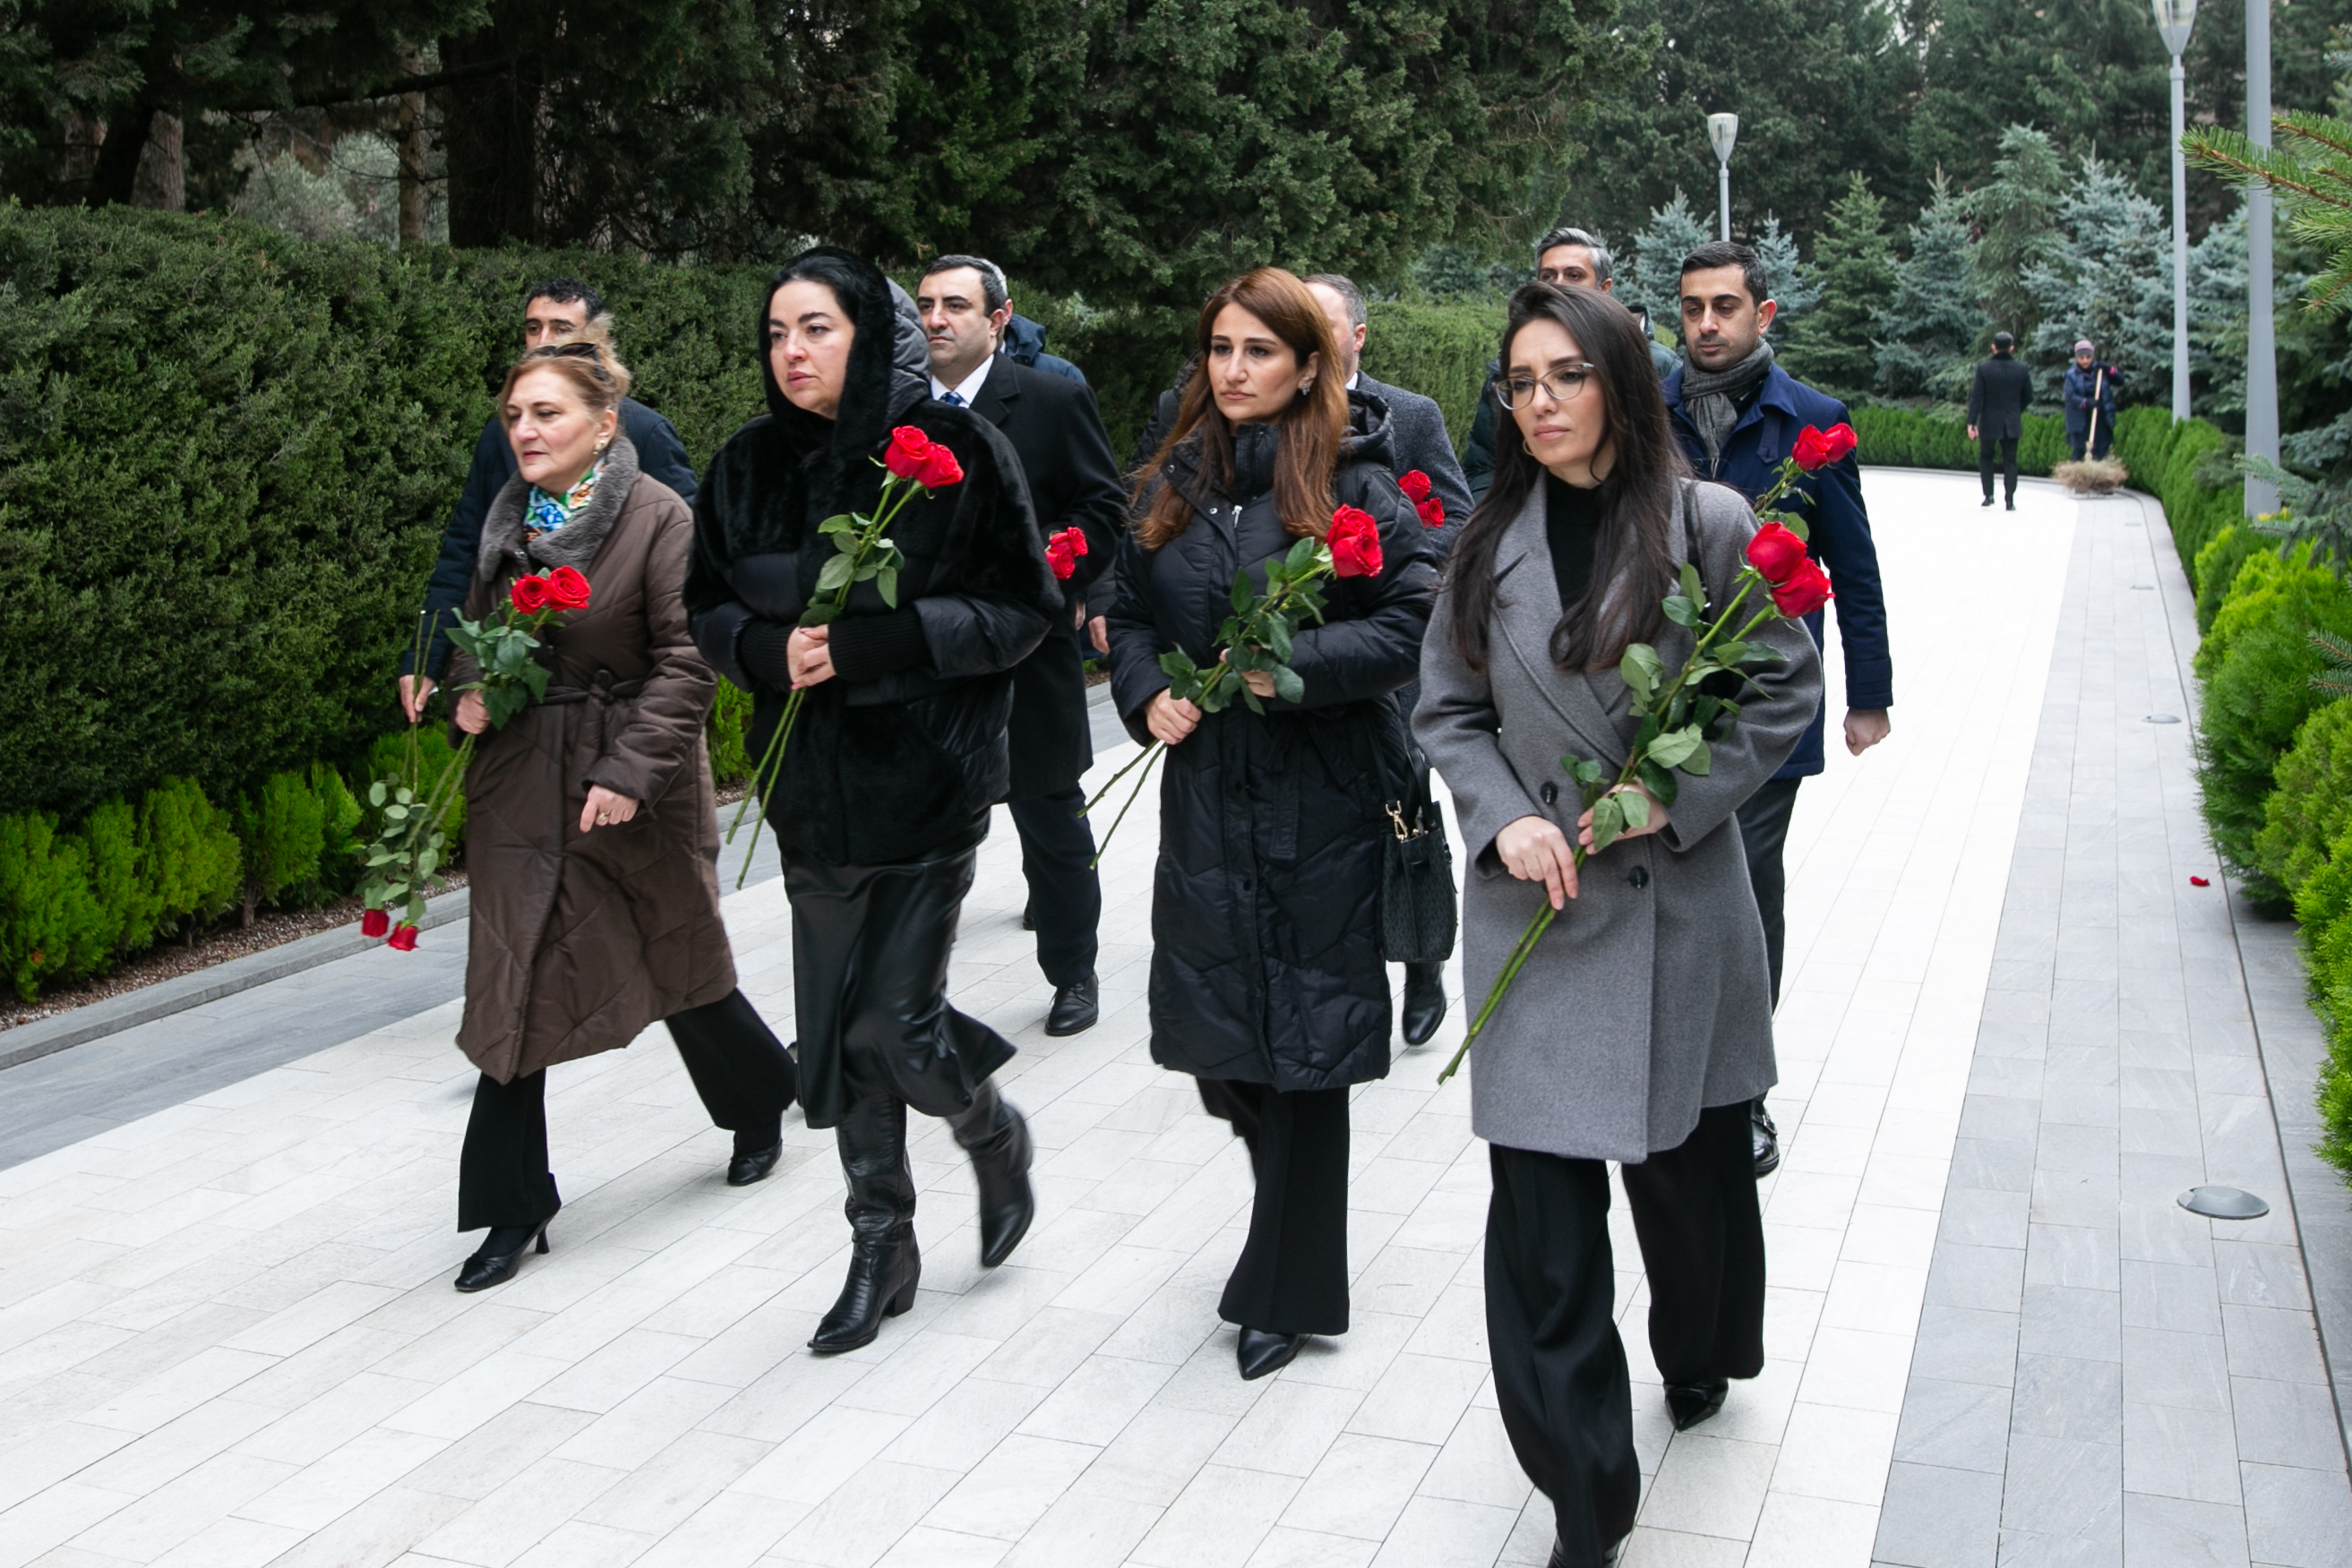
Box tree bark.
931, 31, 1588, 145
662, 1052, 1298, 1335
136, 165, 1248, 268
398, 90, 431, 246
132, 112, 185, 211
439, 20, 539, 247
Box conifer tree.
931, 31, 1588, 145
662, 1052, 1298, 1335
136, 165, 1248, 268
1876, 170, 1981, 400
1628, 191, 1713, 326
2022, 154, 2170, 402
1787, 172, 1894, 400
1969, 125, 2067, 344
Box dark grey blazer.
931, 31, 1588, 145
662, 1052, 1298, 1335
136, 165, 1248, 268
1414, 481, 1821, 1161
1356, 372, 1472, 557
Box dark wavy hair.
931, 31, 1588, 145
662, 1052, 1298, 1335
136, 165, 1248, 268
1446, 283, 1690, 673
1133, 267, 1349, 550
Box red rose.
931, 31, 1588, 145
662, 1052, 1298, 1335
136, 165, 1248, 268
1415, 495, 1446, 528
1791, 422, 1858, 472
1397, 469, 1434, 503
387, 923, 420, 952
1045, 526, 1088, 580
885, 424, 934, 480
1326, 505, 1383, 579
1768, 557, 1833, 617
1745, 521, 1809, 584
360, 908, 390, 939
510, 574, 552, 613
916, 443, 965, 490
545, 565, 591, 610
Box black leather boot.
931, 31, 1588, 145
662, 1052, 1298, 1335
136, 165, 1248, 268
811, 1094, 923, 1353
1750, 1100, 1781, 1178
950, 1080, 1035, 1268
1401, 963, 1447, 1046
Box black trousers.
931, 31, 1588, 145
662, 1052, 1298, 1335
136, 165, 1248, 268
457, 987, 796, 1231
1007, 784, 1102, 986
1198, 1080, 1351, 1336
1734, 776, 1802, 1007
1979, 434, 2019, 501
1488, 1107, 1765, 1563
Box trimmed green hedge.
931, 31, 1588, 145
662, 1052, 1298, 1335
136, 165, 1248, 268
1361, 301, 1506, 451
1845, 406, 2069, 476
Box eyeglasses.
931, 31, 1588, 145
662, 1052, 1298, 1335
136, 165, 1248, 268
532, 341, 614, 381
1494, 364, 1596, 408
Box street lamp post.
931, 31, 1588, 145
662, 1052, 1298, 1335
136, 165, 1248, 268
2152, 0, 2196, 421
1708, 113, 1738, 243
2245, 0, 2279, 517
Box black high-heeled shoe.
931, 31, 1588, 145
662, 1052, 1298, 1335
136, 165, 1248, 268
1665, 1378, 1730, 1431
1236, 1328, 1306, 1381
454, 1217, 552, 1292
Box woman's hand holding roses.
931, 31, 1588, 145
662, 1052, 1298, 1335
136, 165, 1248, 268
1497, 816, 1579, 910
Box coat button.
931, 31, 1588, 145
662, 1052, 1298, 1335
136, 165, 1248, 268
1628, 866, 1650, 889
1540, 782, 1558, 806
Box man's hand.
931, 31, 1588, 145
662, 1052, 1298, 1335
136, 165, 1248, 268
787, 626, 835, 689
1088, 615, 1109, 655
1966, 424, 1979, 441
1844, 707, 1891, 755
1146, 690, 1201, 746
399, 673, 436, 724
1497, 816, 1579, 910
454, 690, 489, 734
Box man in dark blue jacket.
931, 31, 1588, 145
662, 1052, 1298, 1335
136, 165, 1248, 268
397, 278, 700, 720
1663, 241, 1895, 1177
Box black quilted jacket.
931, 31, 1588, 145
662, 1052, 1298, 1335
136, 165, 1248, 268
1104, 398, 1436, 1090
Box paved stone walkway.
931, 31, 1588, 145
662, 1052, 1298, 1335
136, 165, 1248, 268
0, 471, 2344, 1568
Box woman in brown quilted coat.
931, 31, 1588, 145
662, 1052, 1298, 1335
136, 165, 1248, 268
442, 338, 797, 1293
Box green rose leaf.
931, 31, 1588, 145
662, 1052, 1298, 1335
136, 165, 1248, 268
1272, 664, 1305, 704
1618, 789, 1651, 830
1680, 561, 1705, 608
817, 554, 855, 593
876, 566, 899, 607
1662, 594, 1698, 629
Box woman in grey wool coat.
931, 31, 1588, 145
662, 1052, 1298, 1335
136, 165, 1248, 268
1414, 284, 1820, 1568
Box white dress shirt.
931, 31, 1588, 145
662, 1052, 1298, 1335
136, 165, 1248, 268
930, 356, 996, 407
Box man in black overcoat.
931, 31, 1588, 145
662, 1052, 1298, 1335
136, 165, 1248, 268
1968, 331, 2033, 511
398, 277, 700, 720
917, 254, 1128, 1036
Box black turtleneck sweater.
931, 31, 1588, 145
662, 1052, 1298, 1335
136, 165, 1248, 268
1545, 473, 1602, 609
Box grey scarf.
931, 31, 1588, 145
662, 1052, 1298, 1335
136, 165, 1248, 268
478, 433, 640, 581
1679, 341, 1775, 473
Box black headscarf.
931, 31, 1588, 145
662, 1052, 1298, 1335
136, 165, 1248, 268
756, 247, 931, 507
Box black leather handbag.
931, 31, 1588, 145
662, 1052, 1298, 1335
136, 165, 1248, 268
1369, 700, 1458, 965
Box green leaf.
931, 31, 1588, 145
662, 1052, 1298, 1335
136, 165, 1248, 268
1757, 507, 1809, 542
1644, 727, 1700, 771
1618, 646, 1658, 702
876, 566, 899, 607
1567, 755, 1607, 787
1232, 570, 1255, 614
1682, 737, 1712, 776
368, 781, 388, 808
382, 802, 408, 821
1662, 594, 1698, 628
1590, 793, 1625, 852
818, 512, 856, 535
816, 554, 855, 593
1240, 689, 1266, 715
1680, 561, 1704, 608
1618, 789, 1651, 830
803, 602, 840, 626
1272, 664, 1305, 704
1638, 758, 1680, 807
1287, 536, 1318, 571
1265, 616, 1293, 662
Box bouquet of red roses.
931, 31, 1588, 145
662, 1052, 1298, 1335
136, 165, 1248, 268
1082, 505, 1384, 865
358, 566, 590, 948
725, 424, 965, 884
1435, 424, 1851, 1081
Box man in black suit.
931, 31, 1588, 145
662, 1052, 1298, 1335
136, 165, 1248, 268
398, 277, 700, 721
1303, 272, 1471, 1047
917, 254, 1128, 1037
1968, 331, 2033, 511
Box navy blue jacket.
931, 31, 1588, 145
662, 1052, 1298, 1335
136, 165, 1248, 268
1662, 363, 1892, 779
402, 399, 697, 675
998, 314, 1086, 386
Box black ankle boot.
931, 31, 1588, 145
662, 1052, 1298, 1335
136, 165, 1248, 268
809, 1230, 921, 1353
1401, 962, 1446, 1046
955, 1087, 1035, 1268
454, 1215, 553, 1292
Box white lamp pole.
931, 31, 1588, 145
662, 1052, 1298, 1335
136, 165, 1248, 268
1708, 113, 1739, 242
2246, 0, 2279, 516
2153, 0, 2197, 420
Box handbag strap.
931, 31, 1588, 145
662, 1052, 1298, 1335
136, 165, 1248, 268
1367, 698, 1421, 843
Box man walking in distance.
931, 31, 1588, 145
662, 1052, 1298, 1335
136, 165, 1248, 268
398, 278, 700, 721
1464, 226, 1675, 500
917, 254, 1128, 1036
1663, 241, 1893, 1178
1969, 331, 2032, 511
1304, 272, 1472, 1047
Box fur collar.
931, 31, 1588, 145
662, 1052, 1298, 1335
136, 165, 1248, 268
479, 434, 641, 581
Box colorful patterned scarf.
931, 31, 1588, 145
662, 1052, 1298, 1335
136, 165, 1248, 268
526, 459, 602, 536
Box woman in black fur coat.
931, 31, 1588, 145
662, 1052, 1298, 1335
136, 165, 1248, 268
686, 247, 1060, 1354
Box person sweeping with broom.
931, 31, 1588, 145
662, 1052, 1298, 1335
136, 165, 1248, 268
2056, 338, 2128, 496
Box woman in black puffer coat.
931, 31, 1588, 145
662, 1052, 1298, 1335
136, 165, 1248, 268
1105, 267, 1436, 1380
686, 247, 1060, 1356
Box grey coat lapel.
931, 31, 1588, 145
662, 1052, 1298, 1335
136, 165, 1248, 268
478, 434, 642, 581
1489, 486, 1632, 767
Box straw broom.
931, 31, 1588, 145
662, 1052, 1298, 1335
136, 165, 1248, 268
2054, 364, 2128, 493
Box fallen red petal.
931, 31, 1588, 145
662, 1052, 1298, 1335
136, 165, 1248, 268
2190, 876, 2210, 887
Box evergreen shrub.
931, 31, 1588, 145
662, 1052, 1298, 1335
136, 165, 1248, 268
363, 730, 468, 848
2192, 526, 2267, 634
2194, 544, 2336, 681
1842, 406, 2067, 475
234, 770, 327, 924
2254, 698, 2352, 895
0, 812, 106, 1001
709, 679, 752, 788
1361, 301, 1508, 450
74, 798, 159, 957
137, 777, 242, 934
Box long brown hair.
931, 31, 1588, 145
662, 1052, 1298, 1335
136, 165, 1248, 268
1446, 283, 1689, 673
1134, 268, 1348, 549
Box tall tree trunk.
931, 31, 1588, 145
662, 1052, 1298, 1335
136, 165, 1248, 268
398, 95, 431, 244
439, 19, 538, 247
88, 100, 159, 207
62, 113, 103, 199
132, 112, 185, 211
